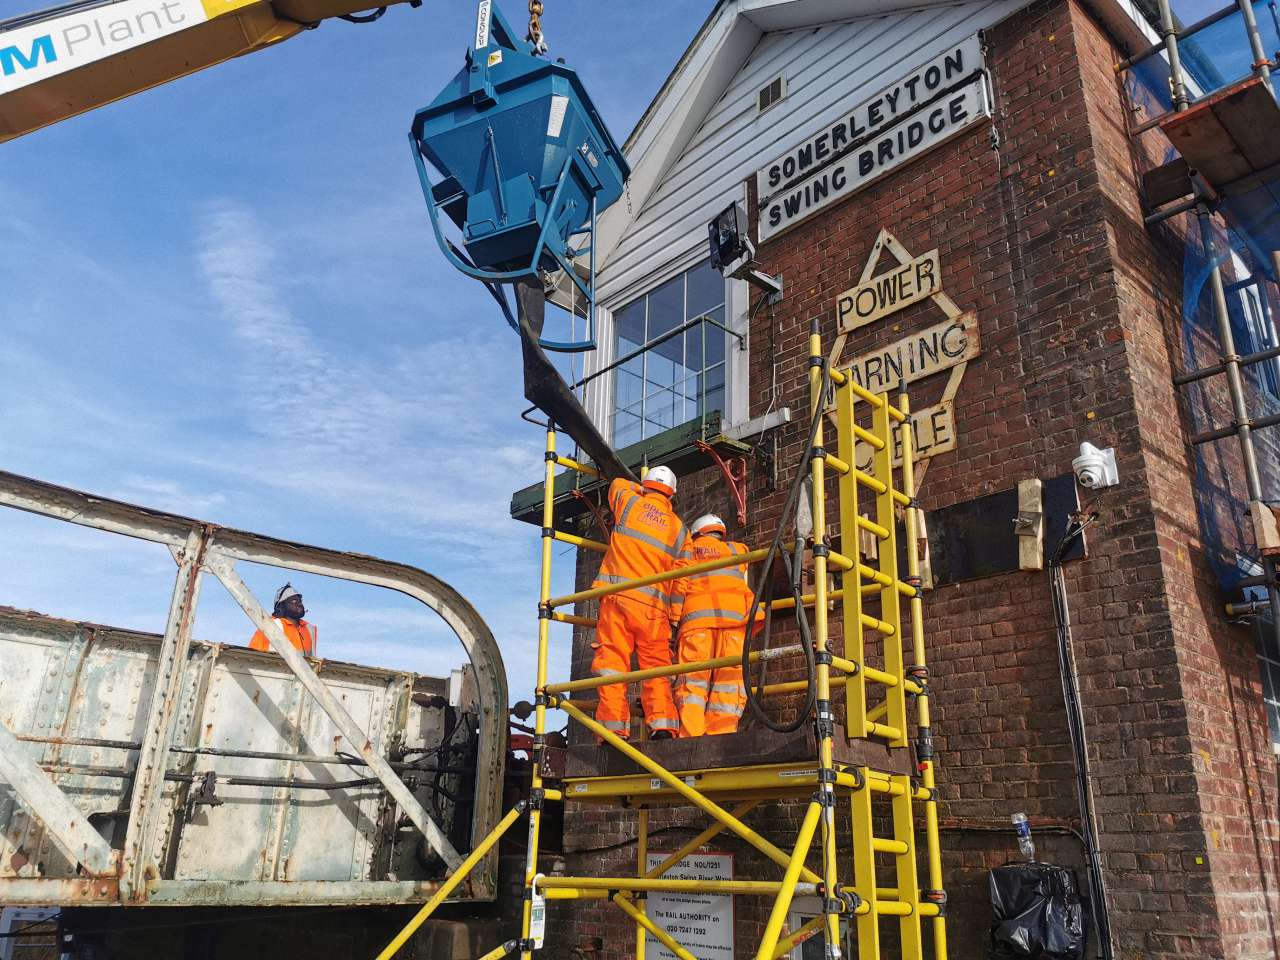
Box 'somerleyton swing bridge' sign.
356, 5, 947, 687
755, 34, 990, 241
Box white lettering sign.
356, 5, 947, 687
755, 36, 989, 242
474, 0, 492, 49
0, 0, 223, 95
843, 312, 980, 394
837, 249, 941, 331
760, 77, 990, 241
644, 853, 734, 960
855, 402, 956, 470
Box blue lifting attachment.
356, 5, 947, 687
409, 0, 630, 354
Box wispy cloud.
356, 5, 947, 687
193, 199, 543, 555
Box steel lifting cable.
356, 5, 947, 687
527, 0, 548, 55
738, 359, 831, 733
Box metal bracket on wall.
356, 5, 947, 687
695, 440, 749, 527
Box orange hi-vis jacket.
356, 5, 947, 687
593, 478, 689, 610
671, 534, 754, 629
250, 618, 317, 657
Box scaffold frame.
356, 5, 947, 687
376, 325, 948, 960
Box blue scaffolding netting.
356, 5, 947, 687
1125, 1, 1280, 592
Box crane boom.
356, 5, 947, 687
0, 0, 418, 142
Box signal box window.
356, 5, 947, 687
611, 260, 727, 447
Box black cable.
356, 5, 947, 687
739, 329, 829, 733
339, 6, 386, 22
1049, 498, 1115, 960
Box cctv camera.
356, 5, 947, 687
1072, 442, 1119, 489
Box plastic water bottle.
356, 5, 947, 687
1011, 812, 1036, 860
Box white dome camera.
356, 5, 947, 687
1072, 442, 1119, 489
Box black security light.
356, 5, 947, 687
707, 202, 783, 302
709, 202, 751, 272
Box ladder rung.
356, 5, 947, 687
852, 423, 885, 450
554, 454, 600, 478
856, 515, 890, 540
824, 451, 851, 475
867, 721, 902, 740
552, 529, 607, 554
872, 838, 909, 855
551, 612, 596, 628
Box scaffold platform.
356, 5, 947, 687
374, 323, 948, 960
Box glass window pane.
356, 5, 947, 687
615, 299, 645, 349
704, 363, 726, 391
613, 407, 641, 448
647, 275, 684, 339
645, 389, 677, 434
703, 305, 727, 367
685, 259, 725, 318
676, 374, 698, 424
647, 350, 677, 395
704, 385, 725, 419
684, 327, 703, 372
650, 327, 685, 369
615, 358, 643, 410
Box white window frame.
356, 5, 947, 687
1230, 252, 1280, 401
583, 226, 751, 448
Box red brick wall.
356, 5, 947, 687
550, 0, 1280, 956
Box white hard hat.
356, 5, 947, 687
275, 583, 301, 605
642, 465, 677, 497
692, 514, 726, 537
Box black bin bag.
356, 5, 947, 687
985, 861, 1088, 959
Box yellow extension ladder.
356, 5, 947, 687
375, 323, 949, 960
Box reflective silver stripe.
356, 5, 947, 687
593, 666, 624, 677
612, 491, 684, 559
679, 677, 709, 691
601, 720, 629, 730
711, 682, 744, 695
616, 493, 639, 530
680, 608, 747, 625
595, 574, 667, 603
688, 568, 749, 584
679, 692, 707, 708
614, 523, 683, 558
705, 701, 743, 715
649, 718, 679, 731
669, 594, 685, 606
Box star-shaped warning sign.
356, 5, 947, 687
824, 228, 980, 491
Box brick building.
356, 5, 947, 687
511, 0, 1280, 955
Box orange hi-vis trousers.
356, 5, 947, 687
591, 595, 679, 738
674, 624, 747, 737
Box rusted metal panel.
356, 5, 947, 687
0, 610, 474, 906
0, 468, 507, 908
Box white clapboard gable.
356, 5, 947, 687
597, 0, 1023, 306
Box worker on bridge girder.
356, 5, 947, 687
590, 465, 686, 740
671, 514, 751, 738
250, 583, 317, 657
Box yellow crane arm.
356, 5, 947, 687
0, 0, 418, 143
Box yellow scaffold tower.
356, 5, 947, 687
375, 321, 948, 960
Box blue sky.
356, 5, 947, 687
0, 0, 1225, 697
0, 0, 713, 693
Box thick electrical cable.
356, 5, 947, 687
1049, 505, 1115, 960
738, 356, 830, 733
339, 6, 386, 22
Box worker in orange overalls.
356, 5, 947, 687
590, 465, 686, 740
670, 515, 753, 737
249, 583, 317, 656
